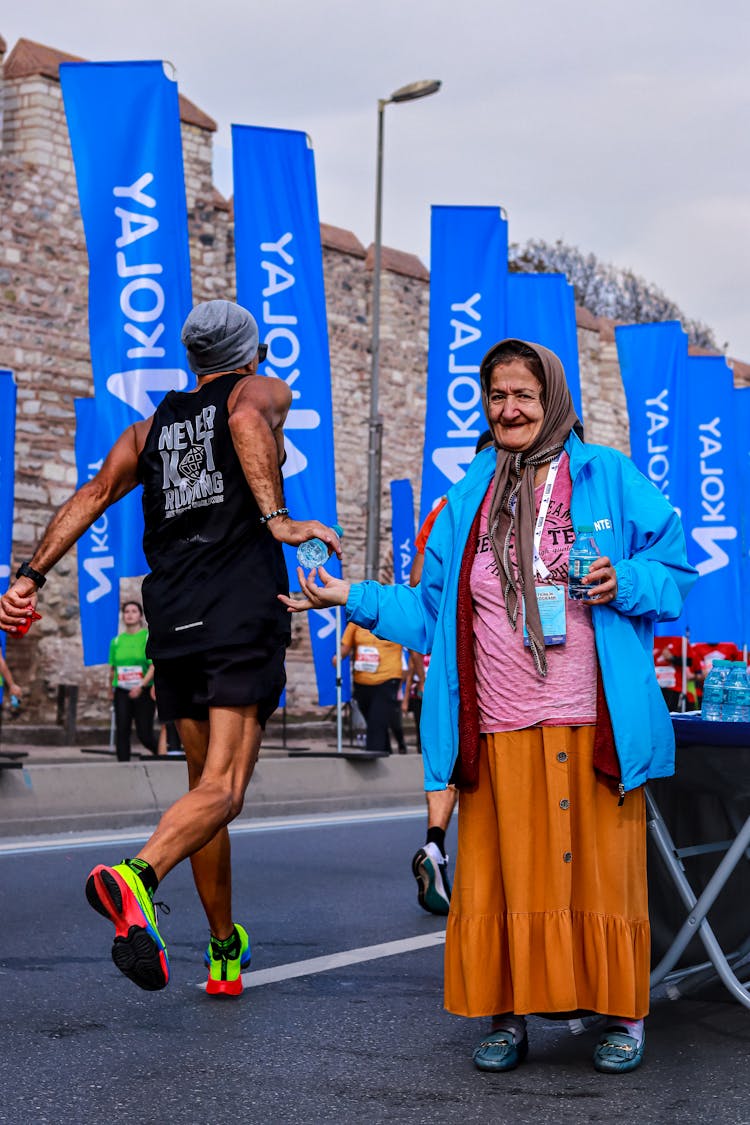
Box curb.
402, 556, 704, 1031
0, 754, 426, 837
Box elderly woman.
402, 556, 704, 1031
282, 339, 696, 1074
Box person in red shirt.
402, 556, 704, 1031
690, 641, 743, 703
653, 635, 688, 712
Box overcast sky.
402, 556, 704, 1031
5, 2, 750, 358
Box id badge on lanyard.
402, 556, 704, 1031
522, 454, 567, 647
522, 584, 567, 646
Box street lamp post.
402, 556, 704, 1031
364, 79, 441, 582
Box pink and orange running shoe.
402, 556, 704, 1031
85, 862, 169, 991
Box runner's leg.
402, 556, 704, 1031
365, 680, 394, 753
388, 678, 408, 752
177, 716, 235, 940
132, 689, 158, 754
135, 704, 263, 893
426, 786, 458, 836
113, 688, 132, 762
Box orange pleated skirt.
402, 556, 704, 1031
444, 727, 650, 1020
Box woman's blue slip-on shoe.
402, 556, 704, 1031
593, 1028, 645, 1074
472, 1029, 529, 1072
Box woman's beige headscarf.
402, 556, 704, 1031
480, 339, 581, 678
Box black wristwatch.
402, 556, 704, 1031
16, 562, 47, 588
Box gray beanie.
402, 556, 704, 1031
181, 299, 259, 376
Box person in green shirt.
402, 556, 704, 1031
0, 648, 22, 715
109, 601, 157, 761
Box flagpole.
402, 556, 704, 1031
681, 627, 690, 712
364, 79, 441, 582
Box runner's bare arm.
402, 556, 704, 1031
0, 422, 146, 631
229, 376, 342, 556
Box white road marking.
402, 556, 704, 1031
200, 931, 447, 991
0, 806, 425, 857
2, 809, 447, 990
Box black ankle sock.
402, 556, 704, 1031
125, 858, 159, 897
426, 827, 446, 857
210, 926, 240, 960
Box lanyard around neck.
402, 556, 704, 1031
532, 454, 562, 580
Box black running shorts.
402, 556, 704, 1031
153, 644, 286, 728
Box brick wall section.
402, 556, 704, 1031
0, 38, 741, 722
0, 65, 94, 718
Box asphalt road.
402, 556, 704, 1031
1, 811, 749, 1125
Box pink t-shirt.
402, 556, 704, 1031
471, 453, 598, 732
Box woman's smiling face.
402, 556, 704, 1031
487, 360, 545, 453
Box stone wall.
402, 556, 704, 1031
0, 35, 745, 726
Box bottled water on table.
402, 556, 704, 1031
723, 662, 750, 723
568, 526, 599, 600
701, 660, 729, 721
297, 523, 343, 569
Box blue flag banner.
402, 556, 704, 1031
307, 606, 351, 708
615, 321, 691, 637
507, 273, 584, 422
420, 206, 507, 525
680, 356, 743, 645
390, 480, 416, 586
61, 60, 194, 580
75, 399, 122, 665
0, 370, 16, 671
232, 124, 344, 705
615, 322, 690, 517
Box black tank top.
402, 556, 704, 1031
137, 373, 290, 658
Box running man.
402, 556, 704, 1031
409, 430, 494, 916
0, 300, 340, 996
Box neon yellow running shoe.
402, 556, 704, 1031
85, 861, 169, 991
205, 924, 250, 996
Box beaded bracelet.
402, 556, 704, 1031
259, 507, 290, 524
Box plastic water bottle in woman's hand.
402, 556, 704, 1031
297, 524, 344, 569
568, 526, 600, 600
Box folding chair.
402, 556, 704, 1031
646, 716, 750, 1008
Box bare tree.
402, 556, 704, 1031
509, 239, 716, 349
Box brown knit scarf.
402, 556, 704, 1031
481, 340, 581, 678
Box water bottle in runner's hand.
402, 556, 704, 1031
297, 523, 344, 569
568, 526, 600, 600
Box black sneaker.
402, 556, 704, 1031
412, 842, 451, 915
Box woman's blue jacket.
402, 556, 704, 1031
346, 430, 697, 793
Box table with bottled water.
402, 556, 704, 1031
700, 659, 750, 723
647, 714, 750, 1008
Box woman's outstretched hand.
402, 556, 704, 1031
278, 566, 351, 613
